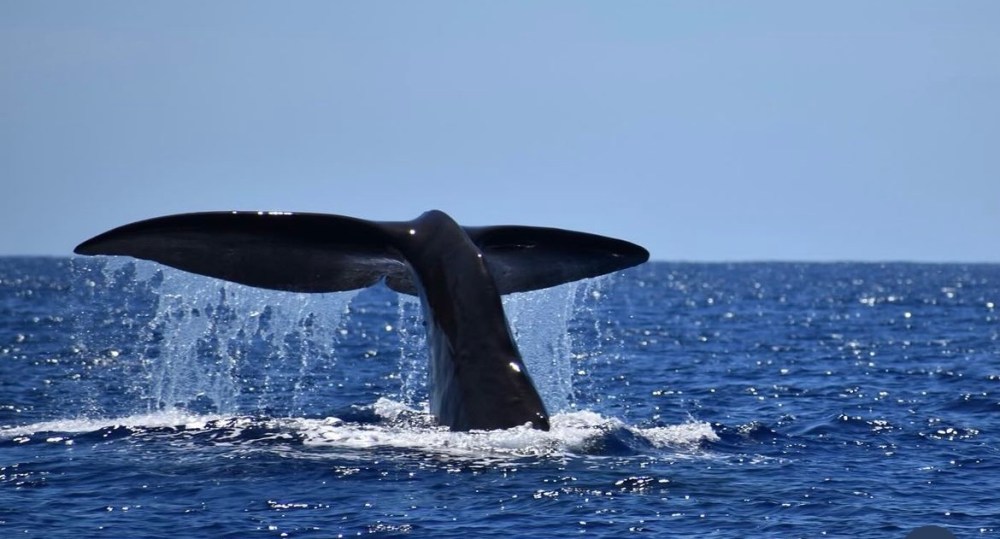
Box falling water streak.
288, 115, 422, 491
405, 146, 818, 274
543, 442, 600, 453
282, 292, 354, 416
585, 275, 620, 361
289, 307, 316, 417
395, 295, 427, 406
566, 275, 619, 409
503, 281, 583, 413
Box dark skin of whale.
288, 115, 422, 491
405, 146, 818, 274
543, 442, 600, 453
75, 210, 649, 431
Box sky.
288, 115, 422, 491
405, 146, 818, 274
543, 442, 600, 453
2, 2, 998, 261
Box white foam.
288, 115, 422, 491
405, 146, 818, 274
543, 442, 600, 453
296, 400, 718, 460
639, 422, 721, 447
2, 402, 718, 462
0, 410, 226, 438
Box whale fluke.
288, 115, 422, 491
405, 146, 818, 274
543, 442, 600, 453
75, 210, 649, 431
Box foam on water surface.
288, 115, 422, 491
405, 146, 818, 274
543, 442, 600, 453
297, 399, 718, 459
1, 399, 717, 463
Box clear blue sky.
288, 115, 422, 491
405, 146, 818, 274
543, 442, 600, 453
3, 2, 998, 261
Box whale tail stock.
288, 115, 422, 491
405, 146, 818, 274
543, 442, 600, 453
75, 210, 649, 431
73, 210, 649, 296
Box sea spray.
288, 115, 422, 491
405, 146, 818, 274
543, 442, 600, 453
394, 294, 427, 406
503, 281, 582, 413
82, 259, 354, 415
75, 258, 627, 420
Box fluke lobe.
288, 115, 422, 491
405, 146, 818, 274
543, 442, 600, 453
75, 210, 649, 431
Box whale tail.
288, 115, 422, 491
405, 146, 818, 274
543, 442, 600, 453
75, 210, 649, 431
74, 211, 649, 296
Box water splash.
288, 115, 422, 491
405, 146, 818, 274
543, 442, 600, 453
394, 295, 427, 405
87, 260, 355, 416
503, 282, 583, 413
76, 258, 627, 421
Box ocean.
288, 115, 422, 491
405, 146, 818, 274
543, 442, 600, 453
1, 257, 996, 537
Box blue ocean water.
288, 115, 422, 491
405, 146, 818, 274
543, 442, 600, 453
1, 257, 997, 537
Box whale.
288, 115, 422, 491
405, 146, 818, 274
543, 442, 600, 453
75, 209, 649, 431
